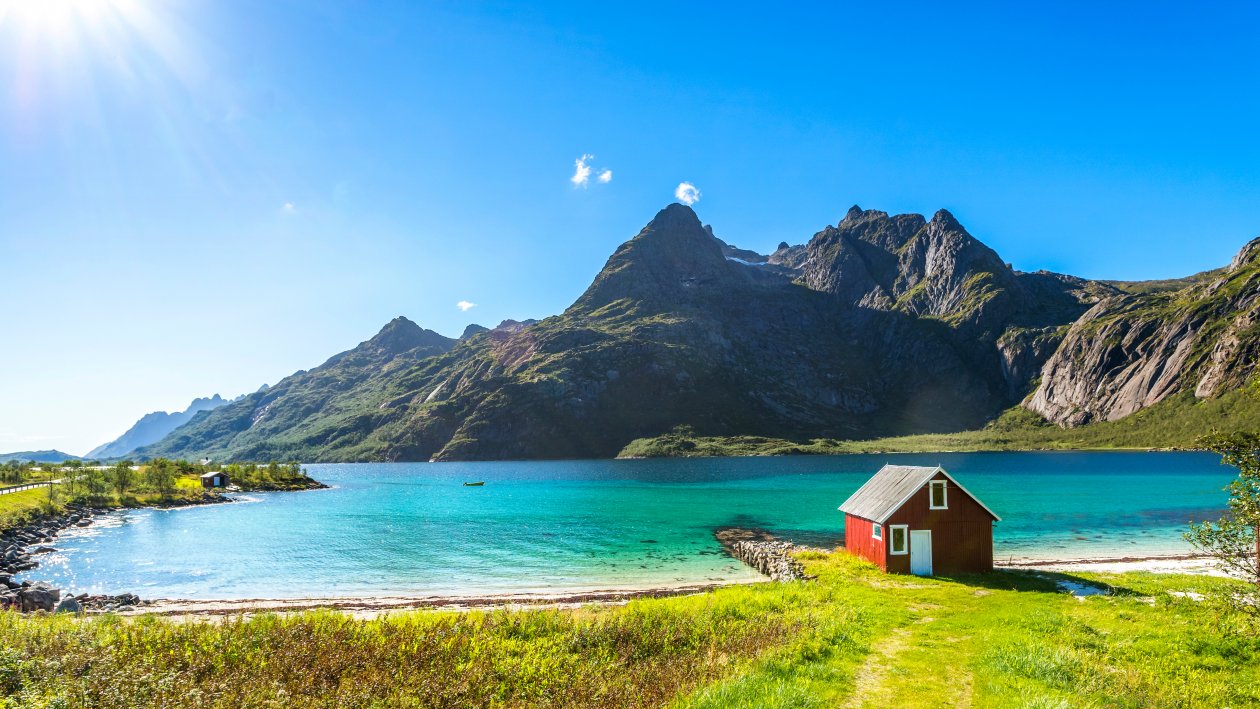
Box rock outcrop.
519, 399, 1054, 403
1028, 237, 1260, 425
795, 206, 1102, 334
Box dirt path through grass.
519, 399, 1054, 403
844, 626, 911, 708
845, 600, 981, 709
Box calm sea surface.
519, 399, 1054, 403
22, 452, 1235, 599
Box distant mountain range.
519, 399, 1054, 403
0, 450, 80, 464
86, 394, 236, 460
137, 203, 1260, 462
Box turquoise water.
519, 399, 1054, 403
23, 452, 1234, 599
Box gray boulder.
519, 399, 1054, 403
55, 597, 82, 614
18, 582, 59, 612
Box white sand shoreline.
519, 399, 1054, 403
997, 552, 1227, 576
125, 578, 771, 619
111, 552, 1232, 619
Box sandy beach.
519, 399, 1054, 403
110, 552, 1233, 619
121, 579, 770, 620
998, 553, 1228, 576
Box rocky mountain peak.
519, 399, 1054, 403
368, 316, 424, 350
929, 208, 963, 230
460, 323, 490, 339
571, 203, 737, 312
838, 205, 897, 228
650, 202, 705, 229
493, 319, 539, 334
361, 317, 456, 358
188, 394, 226, 408
1230, 236, 1260, 271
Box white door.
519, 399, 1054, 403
909, 530, 933, 576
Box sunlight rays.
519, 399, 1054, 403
0, 0, 142, 39
0, 0, 244, 197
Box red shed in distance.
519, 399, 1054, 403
840, 465, 999, 576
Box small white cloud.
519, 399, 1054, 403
571, 154, 613, 188
456, 300, 477, 312
675, 182, 701, 205
570, 154, 594, 187
282, 202, 296, 213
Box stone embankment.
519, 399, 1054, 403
1, 499, 225, 613
714, 527, 813, 582
2, 506, 103, 611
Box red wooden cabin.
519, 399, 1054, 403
840, 465, 999, 575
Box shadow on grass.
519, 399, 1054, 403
936, 570, 1143, 597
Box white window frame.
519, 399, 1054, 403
929, 480, 948, 510
872, 523, 882, 541
889, 524, 909, 555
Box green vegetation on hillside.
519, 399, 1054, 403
1102, 267, 1224, 295
0, 488, 66, 536
1, 552, 1255, 707
619, 383, 1260, 458
0, 459, 322, 534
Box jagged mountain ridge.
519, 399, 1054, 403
86, 394, 235, 460
138, 204, 1260, 461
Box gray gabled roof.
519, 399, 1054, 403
838, 464, 1000, 523
199, 471, 226, 478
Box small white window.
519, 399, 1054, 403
889, 525, 908, 555
929, 480, 948, 510
872, 524, 882, 541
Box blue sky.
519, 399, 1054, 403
1, 0, 1258, 454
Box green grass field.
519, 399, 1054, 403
0, 488, 60, 533
2, 551, 1255, 708
0, 475, 210, 535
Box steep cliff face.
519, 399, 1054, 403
1027, 237, 1260, 425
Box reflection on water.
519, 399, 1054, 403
20, 451, 1232, 599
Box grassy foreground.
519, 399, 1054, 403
2, 552, 1257, 708
619, 386, 1260, 458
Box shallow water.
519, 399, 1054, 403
23, 451, 1234, 599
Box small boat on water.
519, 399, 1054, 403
463, 481, 485, 486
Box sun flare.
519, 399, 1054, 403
0, 0, 138, 37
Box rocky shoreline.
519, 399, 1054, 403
0, 495, 231, 613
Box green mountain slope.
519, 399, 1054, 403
0, 450, 81, 464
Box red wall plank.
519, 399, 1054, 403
843, 514, 887, 571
